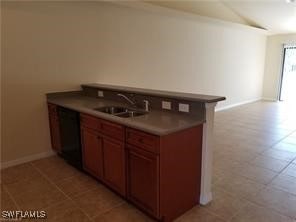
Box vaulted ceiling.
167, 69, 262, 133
146, 0, 296, 34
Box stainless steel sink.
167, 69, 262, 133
116, 110, 146, 118
93, 106, 147, 118
93, 106, 128, 114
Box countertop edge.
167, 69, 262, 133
81, 83, 226, 103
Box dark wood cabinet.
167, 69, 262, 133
127, 146, 159, 218
48, 106, 203, 222
102, 138, 125, 195
80, 113, 126, 196
126, 126, 203, 222
47, 103, 61, 153
81, 127, 103, 179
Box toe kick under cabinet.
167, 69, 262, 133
49, 105, 203, 222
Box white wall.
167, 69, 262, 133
263, 34, 296, 100
1, 2, 266, 164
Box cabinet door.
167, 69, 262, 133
81, 127, 103, 179
102, 137, 126, 195
127, 146, 159, 217
48, 111, 61, 153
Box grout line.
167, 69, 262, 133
226, 201, 250, 222
30, 160, 126, 221
89, 201, 125, 220
29, 162, 95, 222
249, 156, 293, 180
258, 148, 296, 163
1, 162, 50, 212
215, 185, 295, 221
265, 172, 281, 186
2, 185, 21, 211
198, 206, 228, 222
219, 166, 275, 187
212, 101, 296, 220
269, 128, 296, 148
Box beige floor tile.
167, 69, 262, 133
249, 155, 290, 173
43, 199, 91, 222
213, 157, 246, 173
289, 129, 296, 135
213, 162, 246, 186
5, 176, 67, 210
213, 165, 240, 183
261, 148, 296, 162
72, 186, 124, 218
248, 132, 285, 143
265, 128, 293, 138
6, 174, 56, 195
273, 142, 296, 153
32, 156, 80, 182
237, 164, 278, 184
0, 186, 18, 211
214, 173, 265, 201
250, 187, 296, 218
244, 137, 276, 147
214, 149, 258, 163
277, 121, 296, 131
14, 189, 66, 211
93, 203, 154, 222
282, 163, 296, 178
230, 203, 293, 222
31, 155, 65, 169
212, 173, 223, 185
270, 174, 296, 195
175, 206, 225, 222
55, 172, 100, 198
1, 163, 41, 184
235, 143, 269, 154
282, 136, 296, 145
204, 188, 250, 221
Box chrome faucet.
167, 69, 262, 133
117, 93, 137, 107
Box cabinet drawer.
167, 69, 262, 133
80, 113, 100, 131
100, 119, 125, 141
126, 128, 159, 154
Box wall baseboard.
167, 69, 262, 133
1, 150, 56, 169
215, 98, 262, 112
199, 191, 213, 205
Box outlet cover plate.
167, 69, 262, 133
179, 103, 189, 112
98, 90, 104, 97
162, 101, 171, 110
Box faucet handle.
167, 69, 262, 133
143, 100, 150, 112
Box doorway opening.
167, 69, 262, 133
279, 45, 296, 102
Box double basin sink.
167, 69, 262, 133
93, 106, 147, 118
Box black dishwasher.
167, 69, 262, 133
58, 107, 82, 170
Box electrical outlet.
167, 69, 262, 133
97, 90, 104, 97
162, 101, 171, 110
179, 103, 189, 112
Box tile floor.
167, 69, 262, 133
1, 101, 296, 221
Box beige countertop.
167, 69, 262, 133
47, 95, 205, 136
